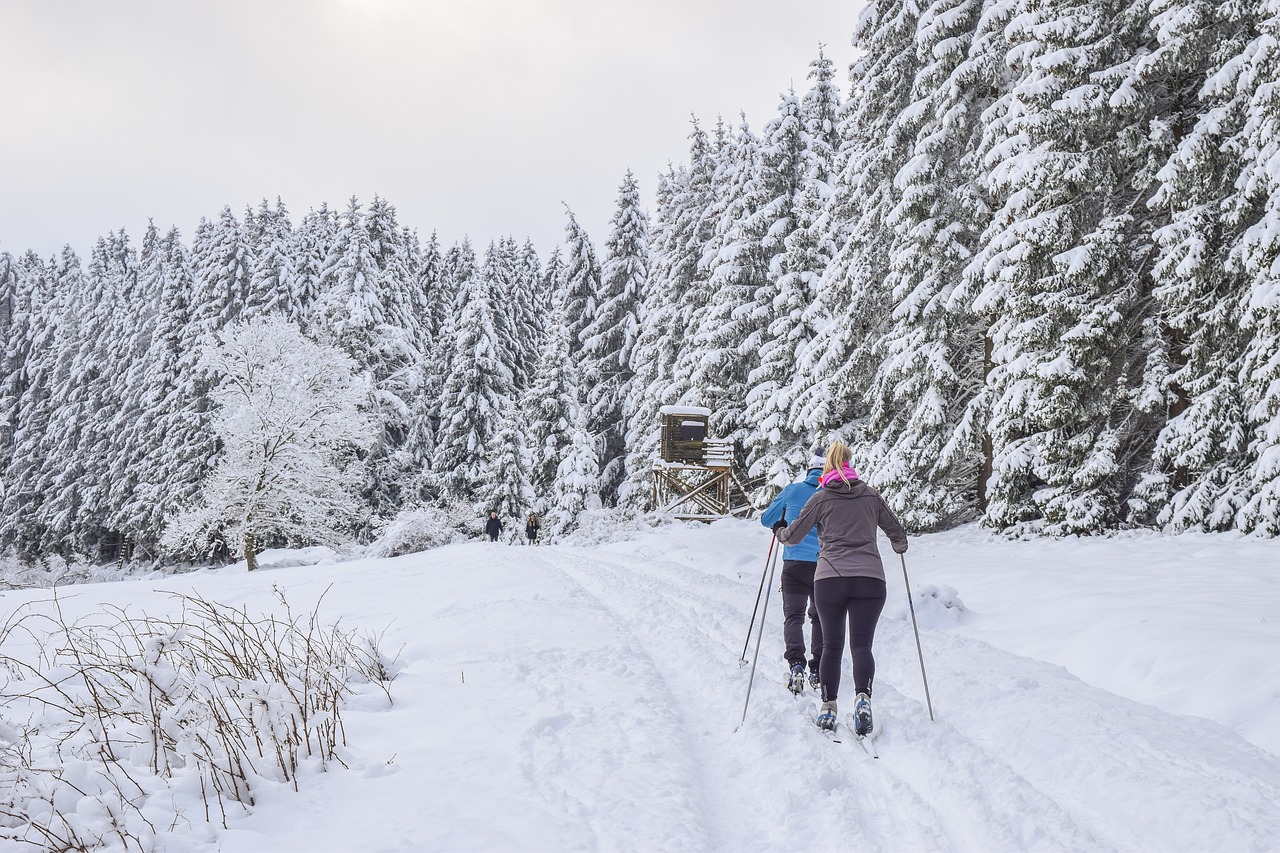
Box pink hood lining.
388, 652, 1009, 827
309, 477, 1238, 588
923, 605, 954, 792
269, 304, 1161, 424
818, 464, 860, 488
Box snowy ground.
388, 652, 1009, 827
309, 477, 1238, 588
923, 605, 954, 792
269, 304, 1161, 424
2, 519, 1278, 851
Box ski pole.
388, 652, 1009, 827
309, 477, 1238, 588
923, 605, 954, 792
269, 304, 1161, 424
900, 553, 935, 721
737, 539, 780, 730
739, 537, 775, 665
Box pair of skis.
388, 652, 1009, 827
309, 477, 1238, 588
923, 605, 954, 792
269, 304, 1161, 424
807, 706, 880, 758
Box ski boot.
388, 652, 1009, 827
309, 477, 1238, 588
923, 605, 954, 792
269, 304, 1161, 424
854, 692, 873, 737
808, 669, 821, 691
815, 700, 837, 731
787, 662, 806, 694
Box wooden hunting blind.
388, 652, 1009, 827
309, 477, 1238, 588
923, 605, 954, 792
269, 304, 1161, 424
659, 408, 710, 464
653, 405, 753, 520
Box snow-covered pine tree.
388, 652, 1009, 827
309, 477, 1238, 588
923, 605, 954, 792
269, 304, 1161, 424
517, 238, 549, 359
740, 86, 829, 486
684, 116, 766, 448
28, 248, 94, 557
523, 291, 577, 504
790, 0, 922, 446
477, 396, 532, 521
431, 246, 513, 499
583, 170, 650, 505
561, 207, 603, 358
548, 394, 602, 537
483, 238, 528, 392
160, 315, 375, 568
312, 197, 422, 521
293, 204, 339, 334
0, 252, 56, 558
744, 175, 833, 490
965, 0, 1166, 534
857, 0, 992, 530
1229, 3, 1280, 535
191, 207, 253, 333
103, 224, 167, 551
76, 231, 140, 558
122, 227, 205, 550
619, 164, 700, 510
667, 119, 727, 414
402, 228, 444, 499
802, 46, 844, 190
246, 197, 297, 320
1139, 0, 1260, 531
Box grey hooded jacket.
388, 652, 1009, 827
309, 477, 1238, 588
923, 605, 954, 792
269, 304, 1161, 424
777, 476, 907, 583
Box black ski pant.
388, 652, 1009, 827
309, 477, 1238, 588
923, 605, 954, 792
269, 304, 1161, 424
780, 560, 822, 672
815, 575, 887, 702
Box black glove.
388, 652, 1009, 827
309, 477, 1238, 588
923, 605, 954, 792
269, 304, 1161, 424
771, 513, 787, 538
893, 539, 908, 554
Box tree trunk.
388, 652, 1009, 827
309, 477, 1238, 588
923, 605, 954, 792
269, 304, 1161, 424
245, 531, 258, 572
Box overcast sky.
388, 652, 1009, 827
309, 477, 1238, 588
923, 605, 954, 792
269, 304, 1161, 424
1, 1, 863, 262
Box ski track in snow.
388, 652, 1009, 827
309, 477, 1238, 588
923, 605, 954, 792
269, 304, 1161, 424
533, 541, 1280, 853
67, 529, 1278, 853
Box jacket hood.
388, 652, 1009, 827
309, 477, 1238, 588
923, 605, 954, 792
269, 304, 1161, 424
818, 464, 860, 489
821, 475, 872, 499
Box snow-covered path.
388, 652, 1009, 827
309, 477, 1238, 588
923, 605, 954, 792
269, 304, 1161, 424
5, 520, 1278, 851
209, 523, 1279, 852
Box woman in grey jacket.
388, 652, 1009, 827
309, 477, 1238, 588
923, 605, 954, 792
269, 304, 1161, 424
774, 440, 908, 735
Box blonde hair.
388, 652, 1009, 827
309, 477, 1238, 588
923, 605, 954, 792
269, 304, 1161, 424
824, 440, 853, 482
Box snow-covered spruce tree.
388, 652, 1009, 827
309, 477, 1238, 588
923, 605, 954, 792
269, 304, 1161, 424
790, 0, 922, 446
1230, 4, 1280, 535
548, 394, 602, 537
744, 175, 833, 490
1139, 0, 1260, 531
431, 247, 513, 500
123, 227, 206, 550
191, 206, 253, 333
561, 207, 603, 358
965, 0, 1166, 534
293, 203, 339, 334
476, 396, 532, 521
246, 197, 298, 321
483, 238, 529, 392
27, 248, 95, 557
618, 169, 685, 510
857, 0, 993, 531
312, 197, 422, 523
161, 315, 375, 568
516, 238, 549, 369
802, 46, 844, 190
0, 252, 56, 559
686, 116, 767, 449
403, 229, 445, 498
663, 120, 723, 412
0, 251, 17, 513
103, 224, 167, 552
72, 231, 140, 558
523, 293, 577, 504
741, 85, 833, 486
583, 170, 650, 505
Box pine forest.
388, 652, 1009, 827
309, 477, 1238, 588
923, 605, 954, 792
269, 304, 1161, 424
3, 0, 1280, 570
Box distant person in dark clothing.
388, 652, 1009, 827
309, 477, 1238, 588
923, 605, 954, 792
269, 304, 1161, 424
485, 511, 502, 542
525, 513, 541, 544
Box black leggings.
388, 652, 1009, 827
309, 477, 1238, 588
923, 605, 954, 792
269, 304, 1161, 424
815, 576, 887, 702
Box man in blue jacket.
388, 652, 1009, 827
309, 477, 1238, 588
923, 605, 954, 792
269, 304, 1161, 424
759, 448, 825, 693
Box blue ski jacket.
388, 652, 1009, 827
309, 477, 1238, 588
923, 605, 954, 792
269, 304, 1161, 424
759, 469, 822, 562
